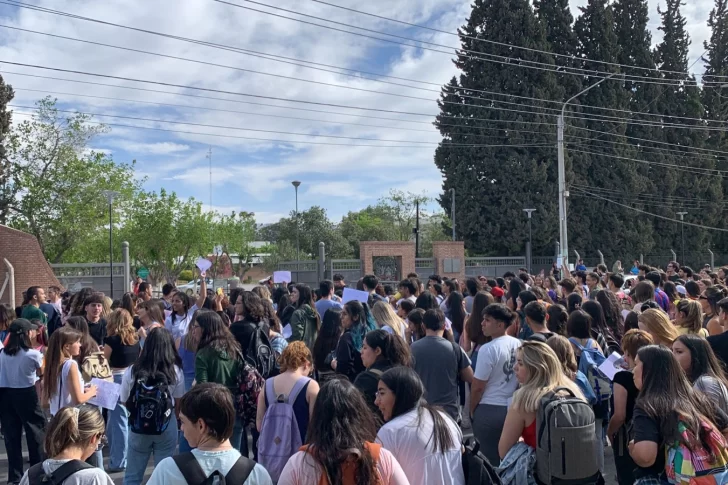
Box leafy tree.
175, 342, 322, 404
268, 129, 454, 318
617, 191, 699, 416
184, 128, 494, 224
0, 75, 14, 225
212, 211, 257, 278
267, 206, 352, 259
5, 98, 140, 263
435, 0, 562, 256
122, 189, 213, 284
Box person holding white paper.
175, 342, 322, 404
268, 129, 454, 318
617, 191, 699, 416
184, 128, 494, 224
165, 272, 207, 341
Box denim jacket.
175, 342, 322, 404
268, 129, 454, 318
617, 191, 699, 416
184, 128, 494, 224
496, 442, 537, 485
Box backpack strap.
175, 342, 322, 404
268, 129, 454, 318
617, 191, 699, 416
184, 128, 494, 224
265, 377, 276, 404
28, 460, 94, 485
568, 337, 586, 352
224, 456, 256, 484
172, 452, 209, 485
286, 377, 311, 404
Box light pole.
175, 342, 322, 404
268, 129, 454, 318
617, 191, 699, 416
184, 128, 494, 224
292, 181, 301, 277
523, 209, 536, 274
451, 188, 456, 241
102, 190, 120, 298
558, 73, 619, 268
677, 211, 687, 265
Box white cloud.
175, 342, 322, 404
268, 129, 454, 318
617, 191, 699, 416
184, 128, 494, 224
110, 141, 191, 155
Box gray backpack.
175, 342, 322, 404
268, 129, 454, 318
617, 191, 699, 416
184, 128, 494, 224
535, 387, 601, 485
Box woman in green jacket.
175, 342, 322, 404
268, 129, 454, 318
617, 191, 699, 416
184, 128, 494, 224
289, 284, 320, 353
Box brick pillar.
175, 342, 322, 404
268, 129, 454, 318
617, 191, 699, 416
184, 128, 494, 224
359, 241, 416, 280
433, 241, 465, 281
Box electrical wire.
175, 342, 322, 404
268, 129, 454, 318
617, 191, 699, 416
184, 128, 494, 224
565, 136, 728, 165
9, 103, 558, 147
570, 184, 724, 204
566, 147, 728, 177
569, 187, 728, 229
10, 110, 549, 149
305, 0, 720, 81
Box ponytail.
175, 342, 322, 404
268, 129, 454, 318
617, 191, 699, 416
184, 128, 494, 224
364, 330, 412, 367
45, 405, 105, 457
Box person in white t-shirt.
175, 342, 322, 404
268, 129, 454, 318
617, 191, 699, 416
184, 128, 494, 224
470, 303, 521, 466
376, 366, 465, 485
148, 383, 272, 485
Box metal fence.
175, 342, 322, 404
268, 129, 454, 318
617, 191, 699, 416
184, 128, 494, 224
330, 259, 362, 286
465, 257, 526, 278
276, 260, 320, 287
415, 257, 435, 277
51, 263, 126, 299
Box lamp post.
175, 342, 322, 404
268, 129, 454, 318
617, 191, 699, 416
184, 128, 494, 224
677, 211, 687, 265
558, 73, 619, 268
450, 188, 456, 241
102, 190, 119, 298
292, 181, 301, 277
523, 209, 536, 274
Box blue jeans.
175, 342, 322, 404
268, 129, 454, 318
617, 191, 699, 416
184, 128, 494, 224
178, 374, 196, 453
106, 373, 128, 470
123, 417, 178, 485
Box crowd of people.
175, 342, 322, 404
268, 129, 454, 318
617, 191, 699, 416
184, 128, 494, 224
1, 261, 728, 484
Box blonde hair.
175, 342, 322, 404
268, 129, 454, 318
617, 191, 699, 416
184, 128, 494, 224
511, 341, 585, 413
371, 301, 405, 338
638, 308, 679, 346
107, 309, 139, 346
251, 286, 271, 301
546, 335, 578, 380
45, 405, 105, 457
675, 300, 703, 334
101, 296, 113, 320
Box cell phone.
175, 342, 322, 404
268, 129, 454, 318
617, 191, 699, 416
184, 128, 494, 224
216, 287, 223, 296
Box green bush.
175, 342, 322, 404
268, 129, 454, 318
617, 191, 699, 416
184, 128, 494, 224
179, 269, 193, 282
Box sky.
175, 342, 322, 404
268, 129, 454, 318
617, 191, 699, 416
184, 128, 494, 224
0, 0, 717, 224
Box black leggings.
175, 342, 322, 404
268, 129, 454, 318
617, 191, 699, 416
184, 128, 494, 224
0, 387, 47, 484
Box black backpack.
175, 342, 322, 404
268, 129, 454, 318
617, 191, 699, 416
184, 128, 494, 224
173, 452, 255, 485
28, 460, 94, 485
245, 322, 276, 379
125, 373, 174, 435
462, 438, 503, 485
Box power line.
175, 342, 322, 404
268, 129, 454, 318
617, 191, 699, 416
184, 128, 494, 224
570, 187, 728, 230
571, 184, 724, 204
9, 103, 558, 147
565, 135, 728, 164
566, 147, 728, 177
305, 0, 718, 80
10, 110, 548, 149
209, 0, 706, 87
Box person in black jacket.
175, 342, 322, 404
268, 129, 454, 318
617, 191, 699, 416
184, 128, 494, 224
230, 292, 270, 357
353, 329, 412, 425
332, 301, 376, 382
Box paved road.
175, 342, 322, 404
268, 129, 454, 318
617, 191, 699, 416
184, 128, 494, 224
1, 426, 618, 485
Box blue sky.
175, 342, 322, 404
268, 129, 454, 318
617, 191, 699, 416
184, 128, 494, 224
0, 0, 715, 224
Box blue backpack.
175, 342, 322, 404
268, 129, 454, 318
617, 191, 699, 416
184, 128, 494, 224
569, 338, 612, 403
258, 377, 310, 482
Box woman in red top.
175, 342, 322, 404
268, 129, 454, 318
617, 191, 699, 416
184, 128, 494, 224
497, 341, 586, 458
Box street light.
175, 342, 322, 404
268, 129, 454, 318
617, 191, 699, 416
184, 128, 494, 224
558, 73, 620, 268
450, 188, 456, 241
677, 211, 687, 265
292, 181, 301, 278
523, 209, 536, 274
102, 190, 120, 298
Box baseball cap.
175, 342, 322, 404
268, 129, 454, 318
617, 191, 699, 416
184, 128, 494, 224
676, 285, 687, 296
8, 318, 39, 334
490, 286, 505, 299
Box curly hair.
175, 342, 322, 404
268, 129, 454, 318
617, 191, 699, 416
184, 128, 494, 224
278, 341, 312, 373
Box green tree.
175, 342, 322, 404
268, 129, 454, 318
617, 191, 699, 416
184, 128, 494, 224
212, 211, 257, 278
435, 0, 562, 256
0, 75, 14, 225
123, 189, 213, 284
5, 98, 141, 263
339, 205, 399, 257
268, 206, 352, 259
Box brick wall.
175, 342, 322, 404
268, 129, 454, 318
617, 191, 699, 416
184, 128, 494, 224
360, 241, 416, 279
432, 241, 465, 281
0, 225, 62, 307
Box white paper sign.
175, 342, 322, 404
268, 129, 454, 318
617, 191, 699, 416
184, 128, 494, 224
282, 324, 292, 339
342, 288, 370, 304
87, 378, 121, 410
195, 257, 212, 273
557, 257, 563, 268
273, 271, 291, 284
597, 352, 628, 381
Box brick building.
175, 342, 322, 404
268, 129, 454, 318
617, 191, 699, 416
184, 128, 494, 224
0, 225, 62, 307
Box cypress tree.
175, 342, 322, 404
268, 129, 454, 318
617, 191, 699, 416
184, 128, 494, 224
0, 75, 13, 225
435, 0, 563, 256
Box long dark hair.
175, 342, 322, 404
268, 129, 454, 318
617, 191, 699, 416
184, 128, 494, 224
547, 304, 568, 336
65, 316, 99, 364
582, 300, 618, 347
364, 330, 411, 367
305, 379, 378, 483
196, 311, 241, 359
313, 308, 343, 370
594, 289, 624, 342
260, 299, 282, 333
566, 293, 583, 314
407, 308, 426, 342
508, 278, 526, 309
636, 345, 722, 453
675, 334, 728, 388
121, 292, 137, 317
447, 291, 467, 336
344, 300, 376, 352
379, 366, 455, 453
170, 291, 192, 325
466, 292, 493, 346
703, 286, 727, 316
415, 292, 438, 311
295, 284, 321, 330
664, 281, 679, 302
131, 327, 181, 384
66, 288, 95, 317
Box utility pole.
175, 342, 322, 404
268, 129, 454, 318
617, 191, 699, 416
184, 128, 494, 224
451, 188, 456, 241
523, 209, 536, 274
677, 211, 687, 265
292, 181, 301, 277
414, 200, 420, 258
558, 73, 618, 268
